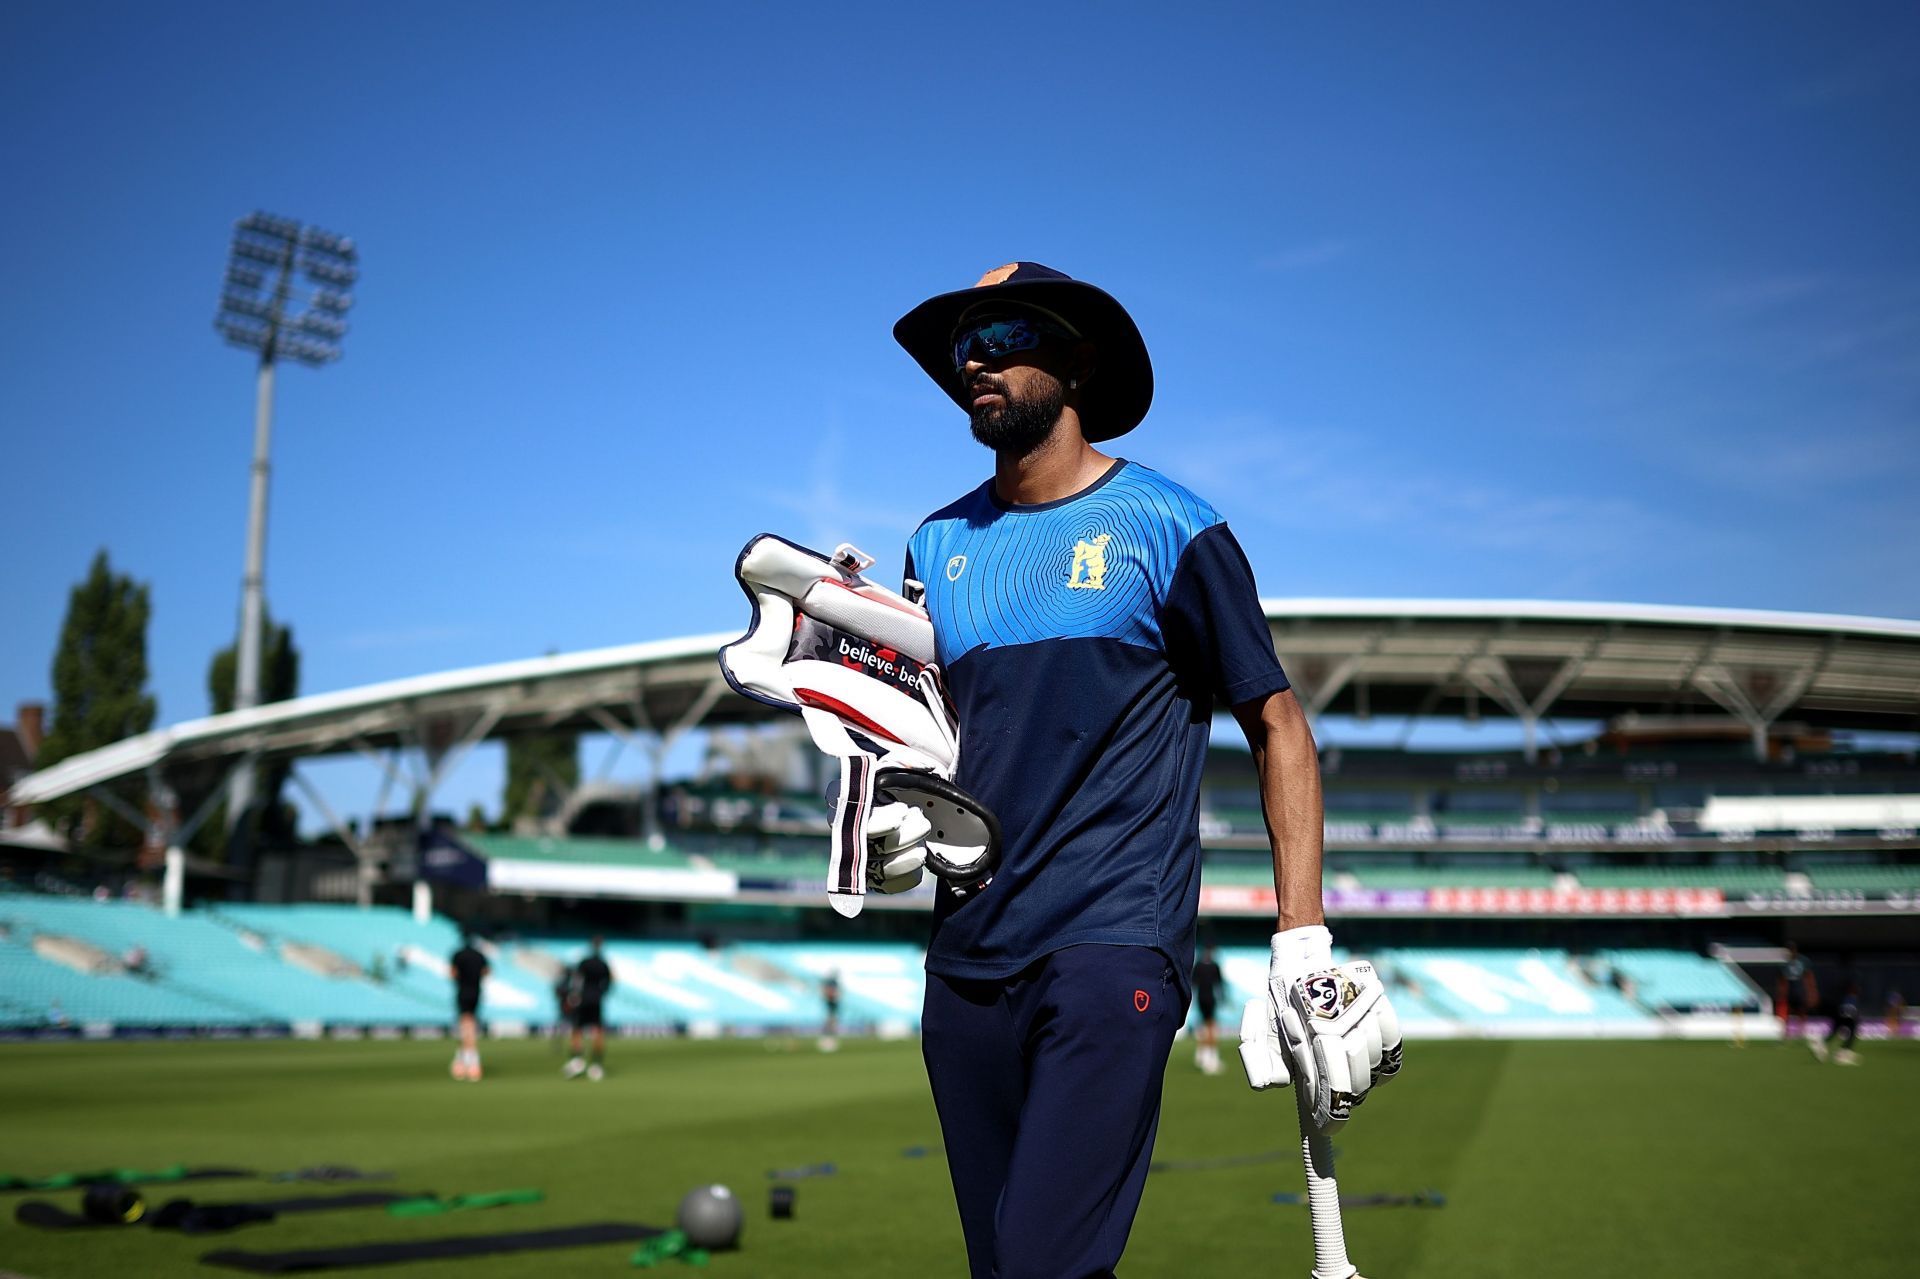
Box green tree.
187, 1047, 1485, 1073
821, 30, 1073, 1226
196, 613, 301, 854
36, 551, 157, 844
504, 731, 580, 828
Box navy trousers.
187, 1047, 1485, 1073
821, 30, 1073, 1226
921, 944, 1184, 1279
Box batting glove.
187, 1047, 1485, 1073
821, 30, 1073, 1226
864, 801, 931, 894
1240, 925, 1403, 1130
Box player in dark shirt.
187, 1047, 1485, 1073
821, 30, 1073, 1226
449, 932, 489, 1082
563, 936, 614, 1081
1190, 947, 1226, 1075
1810, 979, 1863, 1065
891, 263, 1401, 1276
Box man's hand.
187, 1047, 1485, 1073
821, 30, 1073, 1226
864, 801, 931, 893
1241, 924, 1403, 1130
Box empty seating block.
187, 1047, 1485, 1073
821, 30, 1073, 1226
1380, 948, 1649, 1027
1575, 866, 1786, 891
1344, 865, 1554, 889
217, 904, 549, 1020
1596, 949, 1760, 1011
1801, 864, 1920, 892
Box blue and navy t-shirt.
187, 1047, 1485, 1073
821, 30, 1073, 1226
905, 459, 1288, 987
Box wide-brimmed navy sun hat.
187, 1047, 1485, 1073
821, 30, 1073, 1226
893, 262, 1153, 443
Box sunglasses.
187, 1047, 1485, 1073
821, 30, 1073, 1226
951, 313, 1077, 370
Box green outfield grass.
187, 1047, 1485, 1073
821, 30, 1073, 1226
0, 1034, 1912, 1277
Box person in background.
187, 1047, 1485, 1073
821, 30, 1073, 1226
1190, 946, 1225, 1075
562, 936, 614, 1081
1810, 979, 1863, 1066
1776, 944, 1817, 1039
553, 969, 576, 1048
449, 930, 489, 1082
819, 969, 843, 1054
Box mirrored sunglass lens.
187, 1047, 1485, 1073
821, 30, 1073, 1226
952, 319, 1041, 367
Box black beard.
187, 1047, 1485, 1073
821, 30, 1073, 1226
968, 377, 1065, 456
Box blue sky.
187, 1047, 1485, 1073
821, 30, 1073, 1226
4, 3, 1917, 829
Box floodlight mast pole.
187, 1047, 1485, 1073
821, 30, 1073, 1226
214, 213, 357, 867
229, 237, 294, 830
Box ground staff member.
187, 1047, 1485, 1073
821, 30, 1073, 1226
888, 263, 1402, 1277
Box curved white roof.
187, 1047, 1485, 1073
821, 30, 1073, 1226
9, 600, 1918, 806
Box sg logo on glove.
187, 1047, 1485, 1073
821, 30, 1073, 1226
1241, 927, 1405, 1132
1304, 974, 1356, 1019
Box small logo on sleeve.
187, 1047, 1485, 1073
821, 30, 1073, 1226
1133, 989, 1150, 1013
945, 555, 967, 582
1067, 534, 1113, 590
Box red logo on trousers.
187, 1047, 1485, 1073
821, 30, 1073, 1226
1133, 989, 1150, 1013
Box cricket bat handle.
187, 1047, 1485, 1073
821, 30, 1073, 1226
1297, 1089, 1359, 1279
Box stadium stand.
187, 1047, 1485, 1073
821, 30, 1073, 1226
214, 903, 550, 1019
540, 939, 810, 1032
0, 930, 252, 1028
462, 835, 696, 870
0, 895, 442, 1026
2, 894, 1784, 1039
1595, 950, 1762, 1012
1573, 865, 1787, 891
734, 942, 927, 1030
1343, 864, 1555, 889
1380, 949, 1650, 1030
1798, 863, 1920, 892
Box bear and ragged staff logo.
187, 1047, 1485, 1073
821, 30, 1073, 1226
1066, 533, 1113, 590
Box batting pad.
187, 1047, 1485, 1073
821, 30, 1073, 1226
719, 533, 998, 914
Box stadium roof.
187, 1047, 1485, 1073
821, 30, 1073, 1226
8, 599, 1920, 808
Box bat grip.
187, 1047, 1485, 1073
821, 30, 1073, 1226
1297, 1089, 1356, 1279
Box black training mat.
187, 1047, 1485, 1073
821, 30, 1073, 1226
201, 1221, 662, 1273
0, 1167, 255, 1194
16, 1191, 420, 1233
15, 1200, 117, 1230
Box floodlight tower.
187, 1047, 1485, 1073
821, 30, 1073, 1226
213, 212, 358, 842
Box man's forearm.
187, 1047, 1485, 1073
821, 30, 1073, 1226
1235, 690, 1325, 932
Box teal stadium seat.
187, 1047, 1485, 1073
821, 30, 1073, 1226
0, 895, 432, 1026
215, 904, 551, 1023
1379, 948, 1650, 1027
1595, 949, 1760, 1011
734, 942, 929, 1030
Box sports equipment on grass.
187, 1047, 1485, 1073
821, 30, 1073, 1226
201, 1222, 662, 1273
675, 1184, 742, 1250
385, 1188, 543, 1216
0, 1164, 252, 1193
719, 534, 1000, 916
631, 1228, 711, 1268
17, 1190, 416, 1233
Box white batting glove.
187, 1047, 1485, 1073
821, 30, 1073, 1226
864, 801, 931, 894
1241, 925, 1403, 1130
